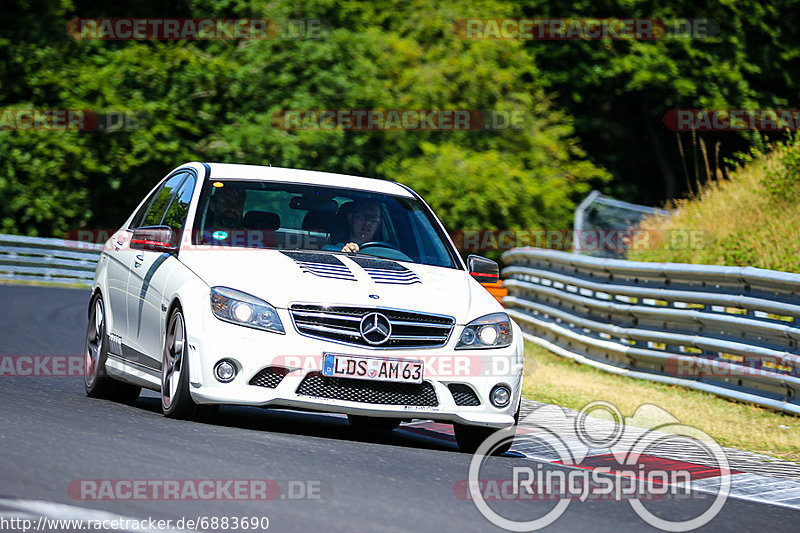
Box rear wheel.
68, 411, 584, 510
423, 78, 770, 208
84, 293, 141, 404
161, 308, 196, 418
347, 414, 401, 431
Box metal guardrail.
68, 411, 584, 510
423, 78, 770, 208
4, 231, 799, 414
0, 233, 102, 287
502, 248, 800, 415
573, 190, 671, 257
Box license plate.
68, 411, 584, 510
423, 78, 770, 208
322, 353, 424, 384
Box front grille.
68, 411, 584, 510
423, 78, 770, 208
290, 304, 455, 348
296, 372, 439, 406
448, 384, 481, 406
249, 366, 289, 388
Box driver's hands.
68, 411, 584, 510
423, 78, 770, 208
341, 242, 360, 253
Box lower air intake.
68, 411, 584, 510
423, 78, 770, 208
296, 372, 438, 406
249, 367, 289, 388
448, 384, 481, 406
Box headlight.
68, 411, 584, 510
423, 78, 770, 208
210, 287, 284, 334
456, 312, 512, 349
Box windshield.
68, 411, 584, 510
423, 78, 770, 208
191, 180, 459, 268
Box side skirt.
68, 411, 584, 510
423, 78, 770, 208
105, 353, 161, 391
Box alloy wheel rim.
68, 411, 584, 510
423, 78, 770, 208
162, 312, 185, 409
85, 299, 103, 386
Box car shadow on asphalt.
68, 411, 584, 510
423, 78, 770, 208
133, 392, 461, 454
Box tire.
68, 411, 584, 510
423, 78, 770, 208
453, 401, 520, 455
84, 293, 141, 404
347, 414, 401, 431
161, 307, 197, 418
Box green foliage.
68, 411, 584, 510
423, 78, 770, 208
3, 0, 800, 242
520, 0, 800, 201
763, 135, 800, 201
0, 0, 608, 239
715, 234, 760, 267
0, 131, 90, 235
628, 137, 800, 273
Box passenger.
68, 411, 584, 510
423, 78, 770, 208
209, 186, 246, 230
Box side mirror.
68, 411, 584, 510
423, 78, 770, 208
130, 226, 177, 254
468, 254, 499, 284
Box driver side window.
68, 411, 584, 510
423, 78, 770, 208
129, 188, 159, 230
140, 172, 189, 228
161, 175, 197, 234
129, 172, 188, 230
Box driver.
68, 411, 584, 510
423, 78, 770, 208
324, 200, 382, 253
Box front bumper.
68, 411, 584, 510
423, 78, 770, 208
186, 307, 525, 428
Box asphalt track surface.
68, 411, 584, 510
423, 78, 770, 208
0, 285, 797, 532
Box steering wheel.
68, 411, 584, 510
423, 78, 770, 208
357, 241, 413, 261
358, 241, 402, 252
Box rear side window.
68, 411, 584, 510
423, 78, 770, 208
139, 172, 188, 228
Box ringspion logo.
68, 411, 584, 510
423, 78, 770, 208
465, 402, 731, 531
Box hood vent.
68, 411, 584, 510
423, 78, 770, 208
281, 251, 356, 281
348, 256, 421, 285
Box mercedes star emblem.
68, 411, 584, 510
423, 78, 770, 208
359, 312, 392, 345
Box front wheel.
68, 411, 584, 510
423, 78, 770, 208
84, 293, 141, 404
161, 308, 196, 418
454, 402, 520, 455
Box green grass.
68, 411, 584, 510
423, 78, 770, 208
627, 136, 800, 273
604, 137, 800, 459
0, 279, 89, 290
522, 341, 800, 462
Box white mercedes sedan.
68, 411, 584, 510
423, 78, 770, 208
84, 162, 524, 453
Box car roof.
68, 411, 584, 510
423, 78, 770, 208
197, 162, 415, 198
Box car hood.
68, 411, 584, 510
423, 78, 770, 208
179, 248, 490, 324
